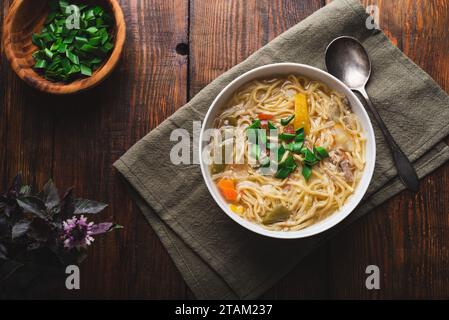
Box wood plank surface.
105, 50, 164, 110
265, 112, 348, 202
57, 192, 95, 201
1, 0, 190, 299
55, 0, 190, 299
0, 0, 448, 299
327, 0, 449, 299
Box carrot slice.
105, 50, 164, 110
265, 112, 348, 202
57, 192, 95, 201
217, 178, 234, 190
217, 179, 238, 201
221, 188, 238, 202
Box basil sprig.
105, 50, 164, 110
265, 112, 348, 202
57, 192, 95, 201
32, 0, 114, 82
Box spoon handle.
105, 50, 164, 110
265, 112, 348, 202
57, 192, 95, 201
357, 88, 420, 192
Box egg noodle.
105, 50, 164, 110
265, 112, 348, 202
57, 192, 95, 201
208, 75, 366, 231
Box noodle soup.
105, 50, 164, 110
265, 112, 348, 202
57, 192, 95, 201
206, 74, 366, 231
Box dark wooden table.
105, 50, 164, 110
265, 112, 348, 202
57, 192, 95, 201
1, 0, 448, 299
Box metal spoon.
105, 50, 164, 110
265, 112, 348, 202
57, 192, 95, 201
325, 36, 419, 192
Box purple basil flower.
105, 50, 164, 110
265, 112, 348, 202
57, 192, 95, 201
62, 215, 95, 250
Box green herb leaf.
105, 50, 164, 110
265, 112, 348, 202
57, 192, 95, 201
34, 59, 47, 69
281, 114, 295, 126
247, 119, 261, 130
275, 167, 292, 179
283, 155, 297, 171
275, 152, 297, 179
86, 26, 99, 34
286, 142, 303, 154
302, 165, 313, 180
267, 121, 277, 130
80, 44, 98, 53
314, 146, 329, 160
65, 50, 79, 64
80, 64, 92, 76
44, 48, 54, 59
279, 133, 296, 141
277, 144, 286, 162
296, 127, 304, 135
57, 43, 68, 53
301, 148, 318, 166
295, 132, 305, 143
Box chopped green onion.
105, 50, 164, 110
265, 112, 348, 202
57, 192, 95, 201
275, 167, 292, 179
301, 148, 318, 166
65, 50, 79, 65
281, 114, 295, 126
295, 132, 305, 143
34, 59, 47, 69
80, 44, 98, 53
286, 142, 303, 154
314, 146, 329, 160
279, 133, 296, 141
302, 165, 313, 180
32, 0, 114, 82
283, 155, 297, 171
277, 144, 286, 161
247, 119, 261, 130
44, 48, 54, 59
267, 121, 277, 130
80, 64, 92, 76
296, 127, 304, 135
86, 26, 99, 34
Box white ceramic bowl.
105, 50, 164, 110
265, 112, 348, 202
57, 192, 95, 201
199, 63, 376, 239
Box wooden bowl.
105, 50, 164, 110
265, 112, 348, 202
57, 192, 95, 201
3, 0, 126, 95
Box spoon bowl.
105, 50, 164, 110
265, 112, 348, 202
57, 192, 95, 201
325, 36, 371, 90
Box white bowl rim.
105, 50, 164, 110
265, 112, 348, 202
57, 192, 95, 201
199, 62, 376, 239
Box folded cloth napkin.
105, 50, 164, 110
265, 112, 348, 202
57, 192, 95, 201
114, 0, 449, 299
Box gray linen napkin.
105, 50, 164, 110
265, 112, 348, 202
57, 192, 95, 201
114, 0, 449, 299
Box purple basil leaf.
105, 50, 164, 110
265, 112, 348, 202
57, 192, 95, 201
90, 222, 113, 235
59, 188, 75, 221
16, 197, 47, 220
39, 180, 60, 210
11, 173, 22, 194
73, 198, 108, 214
90, 223, 122, 235
29, 217, 53, 242
11, 220, 31, 240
